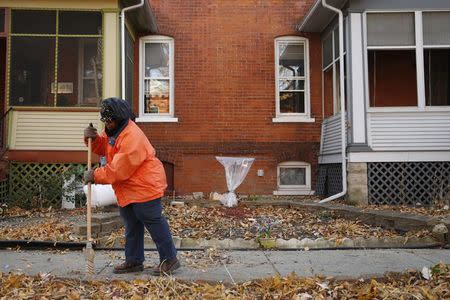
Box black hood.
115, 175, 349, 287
100, 97, 135, 122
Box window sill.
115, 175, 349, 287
273, 189, 314, 196
135, 116, 179, 123
272, 116, 316, 123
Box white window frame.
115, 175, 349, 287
273, 36, 315, 123
363, 10, 450, 113
273, 161, 313, 195
322, 25, 347, 116
137, 35, 177, 122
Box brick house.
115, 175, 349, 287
2, 0, 447, 206
0, 0, 323, 203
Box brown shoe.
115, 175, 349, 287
113, 261, 144, 274
151, 258, 181, 276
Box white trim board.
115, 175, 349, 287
348, 151, 450, 162
319, 153, 342, 164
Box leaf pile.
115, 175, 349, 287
0, 204, 433, 243
362, 204, 449, 217
1, 264, 448, 299
165, 205, 403, 240
0, 220, 79, 242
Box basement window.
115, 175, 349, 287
274, 162, 312, 195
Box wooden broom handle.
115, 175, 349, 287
87, 125, 93, 242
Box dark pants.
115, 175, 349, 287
119, 198, 177, 264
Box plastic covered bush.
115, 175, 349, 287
216, 156, 255, 207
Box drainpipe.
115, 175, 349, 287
121, 0, 145, 100
319, 0, 347, 203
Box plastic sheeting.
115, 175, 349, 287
83, 184, 118, 207
216, 156, 255, 207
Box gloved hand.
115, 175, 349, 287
84, 125, 97, 140
83, 169, 95, 184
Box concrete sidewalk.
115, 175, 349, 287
1, 249, 449, 283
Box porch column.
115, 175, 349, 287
103, 10, 120, 98
348, 13, 368, 146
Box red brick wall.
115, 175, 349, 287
134, 0, 321, 196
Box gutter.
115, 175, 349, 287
319, 0, 347, 203
121, 0, 145, 100
297, 0, 322, 31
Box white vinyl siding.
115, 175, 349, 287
10, 111, 101, 150
368, 111, 450, 151
320, 113, 343, 155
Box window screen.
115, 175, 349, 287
125, 28, 134, 105
12, 10, 56, 34
59, 11, 102, 35
0, 9, 5, 33
367, 13, 415, 46
423, 12, 450, 46
9, 36, 55, 106
425, 49, 450, 106
322, 34, 333, 67
333, 28, 339, 59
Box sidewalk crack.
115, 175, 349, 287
263, 251, 280, 275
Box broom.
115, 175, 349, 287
85, 123, 95, 276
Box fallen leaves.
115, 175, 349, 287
165, 205, 402, 241
0, 220, 79, 242
4, 264, 445, 299
0, 204, 437, 243
360, 204, 450, 217
180, 247, 232, 269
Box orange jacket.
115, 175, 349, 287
86, 120, 167, 207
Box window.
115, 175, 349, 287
366, 11, 450, 108
423, 12, 450, 106
322, 26, 347, 117
273, 36, 314, 122
274, 161, 312, 195
367, 13, 417, 107
138, 35, 176, 122
125, 27, 134, 105
0, 9, 5, 33
9, 10, 102, 107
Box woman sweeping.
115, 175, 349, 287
83, 97, 180, 276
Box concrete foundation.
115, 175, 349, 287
347, 162, 368, 205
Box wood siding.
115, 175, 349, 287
10, 111, 100, 150
369, 111, 450, 151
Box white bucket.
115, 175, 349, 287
83, 184, 118, 207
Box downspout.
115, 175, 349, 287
121, 0, 145, 100
319, 0, 347, 203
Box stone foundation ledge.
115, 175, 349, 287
96, 235, 441, 250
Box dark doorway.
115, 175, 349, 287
162, 161, 174, 196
